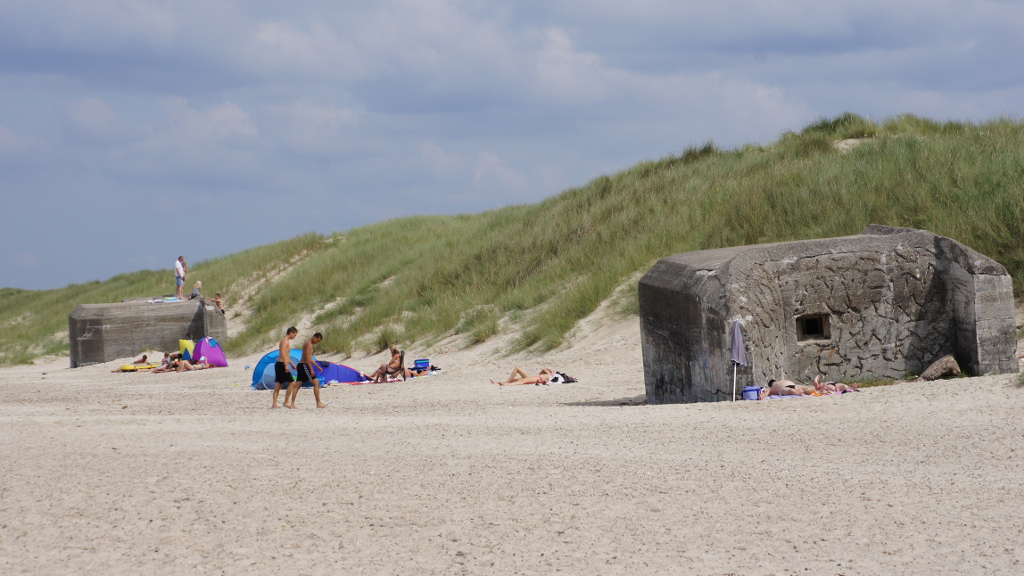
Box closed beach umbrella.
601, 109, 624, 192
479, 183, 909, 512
730, 320, 747, 401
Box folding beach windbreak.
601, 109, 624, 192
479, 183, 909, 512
192, 337, 228, 367
179, 339, 195, 361
317, 362, 369, 385
251, 350, 369, 390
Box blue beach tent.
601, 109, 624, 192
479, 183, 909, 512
251, 349, 321, 390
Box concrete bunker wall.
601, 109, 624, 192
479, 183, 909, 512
639, 226, 1017, 404
69, 299, 227, 368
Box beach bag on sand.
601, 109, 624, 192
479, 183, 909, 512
549, 372, 577, 384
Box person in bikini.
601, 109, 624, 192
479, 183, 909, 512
284, 332, 327, 409
272, 327, 299, 408
491, 367, 554, 386
813, 375, 859, 394
759, 379, 814, 399
369, 346, 403, 382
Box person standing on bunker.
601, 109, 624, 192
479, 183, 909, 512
174, 256, 186, 300
285, 332, 327, 409
271, 326, 299, 409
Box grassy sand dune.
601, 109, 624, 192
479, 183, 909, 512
2, 113, 1023, 368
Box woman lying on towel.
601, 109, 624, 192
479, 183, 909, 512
760, 379, 814, 399
813, 375, 859, 394
491, 367, 553, 386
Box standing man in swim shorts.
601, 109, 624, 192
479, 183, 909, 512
285, 332, 327, 409
174, 256, 186, 300
271, 326, 299, 409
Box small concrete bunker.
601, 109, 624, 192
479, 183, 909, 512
639, 225, 1017, 404
69, 299, 227, 368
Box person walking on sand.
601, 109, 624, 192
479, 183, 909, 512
174, 256, 186, 300
271, 327, 299, 409
285, 332, 327, 409
491, 367, 553, 386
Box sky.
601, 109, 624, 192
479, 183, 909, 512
2, 0, 1023, 290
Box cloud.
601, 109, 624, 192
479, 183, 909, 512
418, 141, 466, 180
116, 97, 265, 180
61, 97, 147, 145
2, 0, 1024, 289
271, 98, 363, 155
0, 124, 46, 165
474, 150, 527, 194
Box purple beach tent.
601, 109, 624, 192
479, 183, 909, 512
192, 337, 228, 367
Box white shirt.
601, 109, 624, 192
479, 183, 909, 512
175, 260, 185, 279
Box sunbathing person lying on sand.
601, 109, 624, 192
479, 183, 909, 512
813, 375, 859, 394
111, 354, 153, 372
492, 367, 553, 386
760, 379, 814, 399
147, 359, 209, 373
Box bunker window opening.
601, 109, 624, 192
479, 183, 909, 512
796, 314, 831, 342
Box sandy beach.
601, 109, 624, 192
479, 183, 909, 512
2, 316, 1023, 575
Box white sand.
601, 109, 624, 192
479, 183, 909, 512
2, 317, 1023, 575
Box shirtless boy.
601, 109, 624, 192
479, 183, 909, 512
271, 326, 299, 409
285, 332, 327, 409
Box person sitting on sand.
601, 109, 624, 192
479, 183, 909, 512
133, 354, 148, 364
759, 379, 814, 399
813, 375, 859, 394
491, 367, 554, 386
369, 346, 404, 383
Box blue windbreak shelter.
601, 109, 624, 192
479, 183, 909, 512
251, 349, 322, 390
318, 362, 368, 384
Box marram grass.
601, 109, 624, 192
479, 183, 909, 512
2, 113, 1022, 365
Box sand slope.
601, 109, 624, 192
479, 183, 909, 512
2, 317, 1023, 575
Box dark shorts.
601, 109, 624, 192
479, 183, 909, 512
296, 362, 315, 383
275, 361, 291, 383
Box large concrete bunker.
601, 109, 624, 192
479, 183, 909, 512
69, 299, 227, 368
639, 225, 1017, 404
